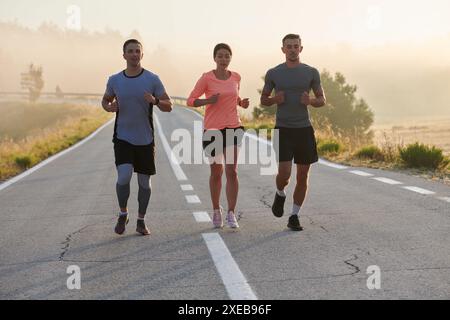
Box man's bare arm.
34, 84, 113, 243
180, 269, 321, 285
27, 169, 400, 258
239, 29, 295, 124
260, 90, 284, 106
310, 86, 326, 108
144, 92, 172, 112
102, 94, 118, 112
156, 92, 172, 112
301, 86, 326, 108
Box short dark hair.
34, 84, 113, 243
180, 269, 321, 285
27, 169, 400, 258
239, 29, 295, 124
282, 34, 301, 45
123, 39, 142, 53
213, 43, 232, 58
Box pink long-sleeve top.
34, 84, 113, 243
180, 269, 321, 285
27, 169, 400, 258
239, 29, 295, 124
187, 70, 243, 130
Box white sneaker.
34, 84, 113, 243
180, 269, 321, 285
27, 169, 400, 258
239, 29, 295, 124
226, 210, 239, 229
213, 207, 223, 228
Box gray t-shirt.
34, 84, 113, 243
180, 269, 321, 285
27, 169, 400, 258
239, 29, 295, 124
105, 69, 166, 145
263, 63, 321, 128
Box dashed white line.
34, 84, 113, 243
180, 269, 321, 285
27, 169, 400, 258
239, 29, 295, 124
372, 177, 403, 185
180, 184, 194, 191
318, 159, 348, 169
402, 186, 435, 195
202, 233, 257, 300
349, 170, 374, 177
186, 195, 201, 204
193, 211, 211, 222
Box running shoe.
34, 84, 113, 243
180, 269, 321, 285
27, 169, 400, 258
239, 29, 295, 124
226, 211, 239, 229
114, 214, 129, 235
136, 219, 150, 236
287, 215, 303, 231
213, 207, 224, 228
272, 193, 286, 217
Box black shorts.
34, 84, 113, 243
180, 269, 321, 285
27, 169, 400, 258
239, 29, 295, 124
114, 139, 156, 175
273, 126, 319, 164
202, 127, 245, 157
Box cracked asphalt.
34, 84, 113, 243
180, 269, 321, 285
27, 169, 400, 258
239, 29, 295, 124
0, 106, 449, 299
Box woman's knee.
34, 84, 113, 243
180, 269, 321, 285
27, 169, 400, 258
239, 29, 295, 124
225, 166, 238, 180
210, 165, 223, 180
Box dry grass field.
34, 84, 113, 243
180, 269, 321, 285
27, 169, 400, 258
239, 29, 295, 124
373, 118, 450, 156
0, 101, 112, 181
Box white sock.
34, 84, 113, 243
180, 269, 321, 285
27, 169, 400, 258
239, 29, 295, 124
137, 217, 145, 221
291, 204, 301, 216
119, 211, 128, 217
276, 189, 286, 197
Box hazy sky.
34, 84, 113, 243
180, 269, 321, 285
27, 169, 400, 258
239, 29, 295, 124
2, 0, 450, 50
1, 0, 450, 124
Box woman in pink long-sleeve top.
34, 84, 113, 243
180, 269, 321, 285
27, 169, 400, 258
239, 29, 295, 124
187, 43, 250, 229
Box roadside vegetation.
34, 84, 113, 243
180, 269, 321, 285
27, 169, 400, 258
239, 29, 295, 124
0, 101, 112, 181
178, 69, 449, 184
249, 70, 450, 184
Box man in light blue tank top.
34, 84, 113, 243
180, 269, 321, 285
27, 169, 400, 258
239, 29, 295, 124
102, 39, 172, 236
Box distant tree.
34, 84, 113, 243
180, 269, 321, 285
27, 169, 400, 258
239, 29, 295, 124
20, 64, 44, 102
252, 70, 374, 142
55, 85, 64, 99
252, 76, 276, 119
309, 70, 374, 142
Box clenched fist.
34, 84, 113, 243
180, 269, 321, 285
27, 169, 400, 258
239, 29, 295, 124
273, 91, 285, 105
301, 91, 311, 106
144, 92, 157, 105
239, 98, 250, 109
105, 101, 119, 112
208, 93, 220, 105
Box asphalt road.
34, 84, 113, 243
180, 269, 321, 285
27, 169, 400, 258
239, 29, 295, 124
0, 105, 449, 300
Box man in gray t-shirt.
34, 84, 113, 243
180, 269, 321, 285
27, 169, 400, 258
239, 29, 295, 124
102, 39, 172, 236
263, 62, 321, 128
260, 34, 327, 231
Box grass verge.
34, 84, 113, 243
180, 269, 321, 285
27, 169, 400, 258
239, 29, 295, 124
0, 102, 112, 181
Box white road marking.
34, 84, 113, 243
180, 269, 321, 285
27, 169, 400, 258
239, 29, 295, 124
202, 233, 257, 300
0, 118, 115, 192
372, 177, 403, 185
180, 105, 204, 120
186, 195, 201, 204
180, 184, 194, 191
181, 108, 257, 298
154, 113, 188, 181
402, 186, 435, 195
318, 159, 348, 169
193, 211, 211, 222
349, 170, 374, 177
180, 106, 445, 205
245, 132, 273, 146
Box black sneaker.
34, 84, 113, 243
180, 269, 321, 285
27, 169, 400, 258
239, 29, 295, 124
136, 219, 150, 236
114, 214, 129, 235
272, 193, 286, 217
287, 215, 303, 231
